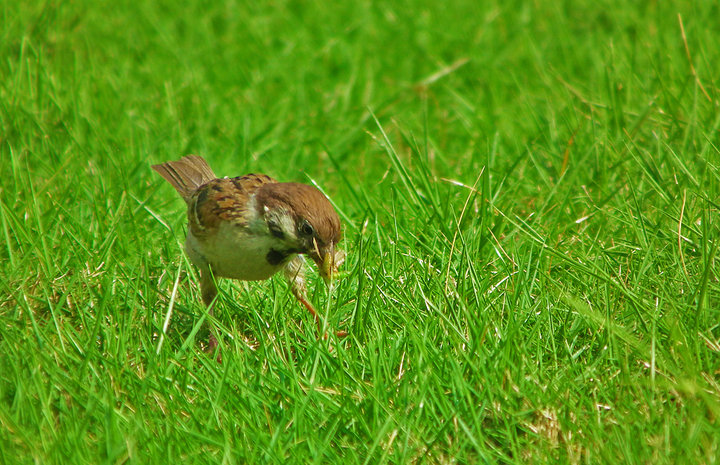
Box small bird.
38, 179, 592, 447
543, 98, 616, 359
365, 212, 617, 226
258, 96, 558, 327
152, 155, 345, 348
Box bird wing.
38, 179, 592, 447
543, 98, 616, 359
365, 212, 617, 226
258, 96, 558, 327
189, 173, 277, 237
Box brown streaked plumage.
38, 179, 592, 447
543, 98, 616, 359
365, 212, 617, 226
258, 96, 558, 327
151, 155, 345, 351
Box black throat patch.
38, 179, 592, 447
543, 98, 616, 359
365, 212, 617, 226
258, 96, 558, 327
266, 248, 296, 266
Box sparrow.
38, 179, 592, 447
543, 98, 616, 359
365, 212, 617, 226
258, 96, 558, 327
152, 155, 345, 348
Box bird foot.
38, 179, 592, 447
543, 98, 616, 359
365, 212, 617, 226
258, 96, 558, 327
207, 332, 222, 363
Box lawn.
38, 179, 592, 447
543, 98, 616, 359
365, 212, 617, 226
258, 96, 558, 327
1, 0, 719, 463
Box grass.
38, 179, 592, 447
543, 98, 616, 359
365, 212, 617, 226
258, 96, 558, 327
1, 0, 719, 463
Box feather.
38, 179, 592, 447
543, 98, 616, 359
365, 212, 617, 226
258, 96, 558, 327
151, 155, 217, 202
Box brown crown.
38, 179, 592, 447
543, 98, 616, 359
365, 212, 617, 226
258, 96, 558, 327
256, 183, 341, 246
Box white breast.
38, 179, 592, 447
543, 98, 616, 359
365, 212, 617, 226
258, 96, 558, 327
185, 222, 288, 281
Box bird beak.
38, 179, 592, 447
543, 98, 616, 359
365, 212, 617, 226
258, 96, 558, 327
316, 245, 345, 284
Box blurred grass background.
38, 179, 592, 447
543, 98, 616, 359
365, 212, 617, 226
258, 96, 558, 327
1, 0, 719, 463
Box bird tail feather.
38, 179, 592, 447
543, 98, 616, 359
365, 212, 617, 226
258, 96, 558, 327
151, 155, 217, 202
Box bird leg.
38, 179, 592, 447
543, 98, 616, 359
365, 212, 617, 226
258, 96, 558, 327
200, 267, 220, 352
285, 257, 347, 338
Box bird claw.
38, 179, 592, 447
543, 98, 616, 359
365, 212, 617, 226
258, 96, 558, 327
207, 333, 222, 363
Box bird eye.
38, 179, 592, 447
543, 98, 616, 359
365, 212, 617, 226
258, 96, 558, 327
299, 220, 314, 237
